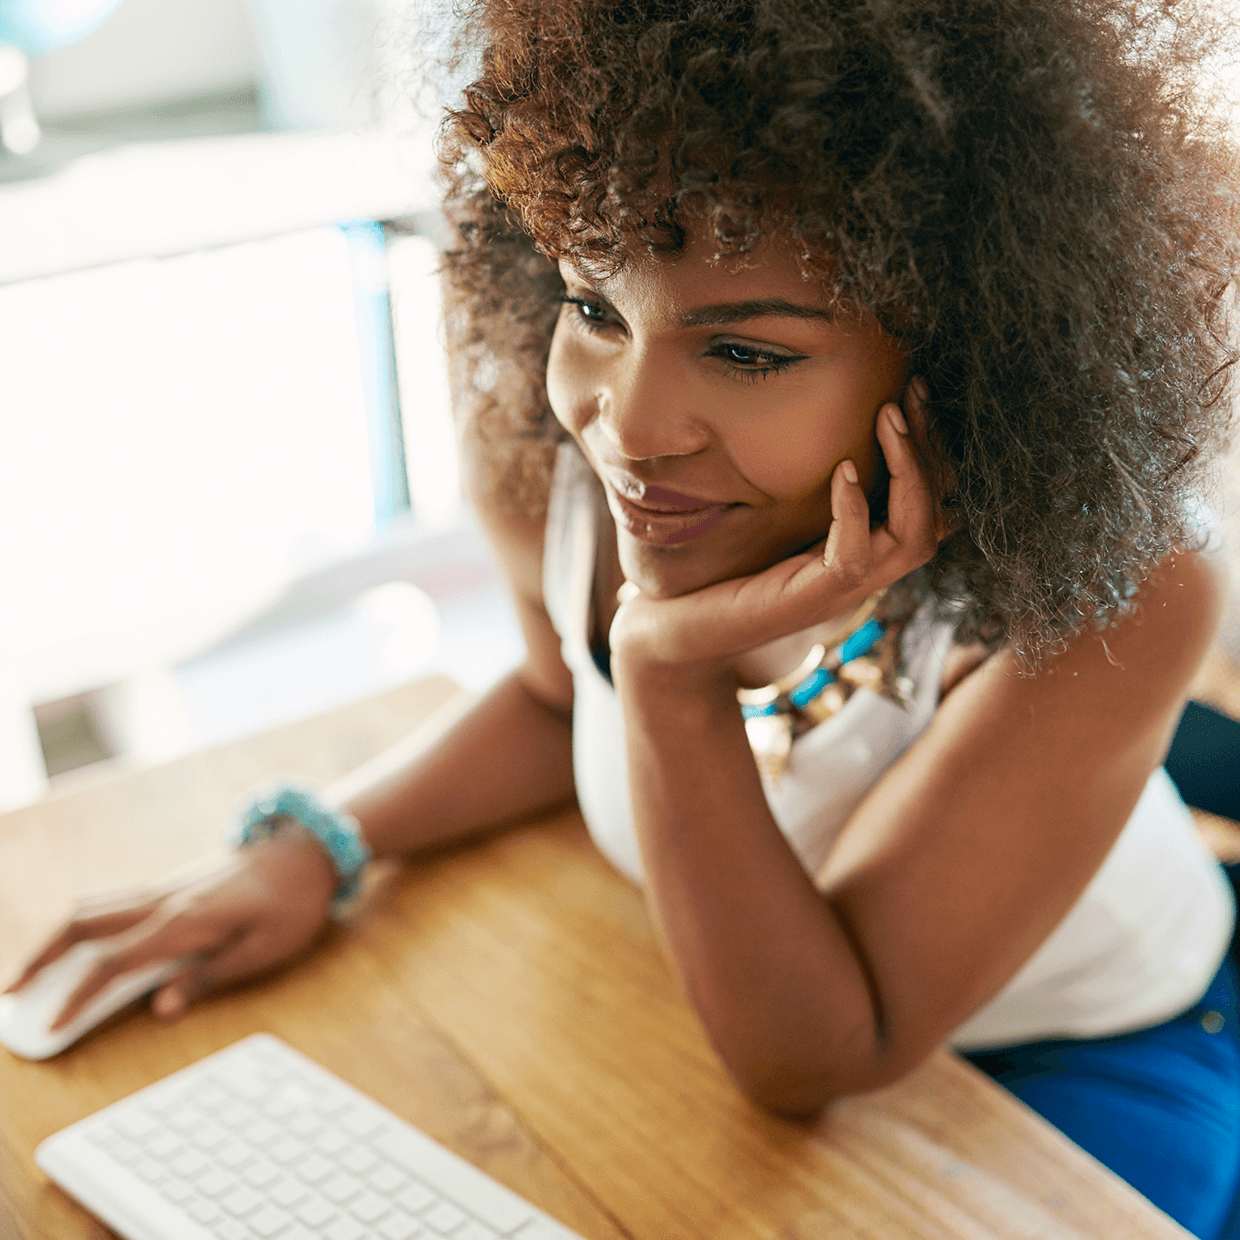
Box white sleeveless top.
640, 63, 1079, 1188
543, 443, 1235, 1050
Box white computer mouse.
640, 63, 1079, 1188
0, 940, 184, 1060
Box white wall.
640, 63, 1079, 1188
25, 0, 422, 131
30, 0, 259, 119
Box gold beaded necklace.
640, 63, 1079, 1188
613, 583, 919, 784
734, 591, 918, 783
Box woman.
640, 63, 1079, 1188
10, 0, 1240, 1232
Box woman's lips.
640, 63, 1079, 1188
606, 486, 740, 545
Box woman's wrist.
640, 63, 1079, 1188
612, 648, 741, 734
249, 819, 339, 909
229, 784, 373, 919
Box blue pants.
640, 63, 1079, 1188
964, 956, 1240, 1239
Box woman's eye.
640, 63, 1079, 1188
561, 295, 616, 332
713, 341, 804, 381
721, 344, 765, 365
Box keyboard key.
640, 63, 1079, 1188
170, 1149, 212, 1179
396, 1184, 437, 1213
220, 1185, 264, 1218
192, 1121, 231, 1152
269, 1136, 308, 1165
217, 1142, 251, 1170
378, 1214, 426, 1240
243, 1159, 281, 1189
323, 1172, 364, 1204
296, 1197, 337, 1227
222, 1060, 271, 1101
342, 1146, 378, 1176
457, 1224, 500, 1240
142, 1086, 184, 1115
160, 1179, 195, 1205
263, 1095, 298, 1121
350, 1191, 391, 1223
217, 1101, 252, 1129
189, 1199, 223, 1225
133, 1159, 167, 1185
147, 1132, 184, 1160
196, 1169, 237, 1199
213, 1220, 248, 1240
167, 1106, 201, 1133
289, 1114, 322, 1140
192, 1083, 230, 1111
314, 1094, 354, 1119
423, 1202, 467, 1233
368, 1164, 408, 1195
277, 1081, 319, 1108
323, 1218, 367, 1240
109, 1138, 141, 1165
295, 1153, 336, 1184
315, 1128, 351, 1156
271, 1176, 309, 1208
248, 1205, 294, 1237
245, 1118, 281, 1146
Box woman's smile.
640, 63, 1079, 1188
600, 469, 743, 545
544, 227, 910, 599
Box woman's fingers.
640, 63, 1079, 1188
151, 928, 294, 1020
4, 904, 157, 995
46, 913, 217, 1029
822, 458, 873, 587
817, 402, 938, 595
870, 400, 943, 566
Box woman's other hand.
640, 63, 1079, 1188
2, 827, 337, 1030
610, 384, 946, 679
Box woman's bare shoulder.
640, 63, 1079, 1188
940, 544, 1226, 705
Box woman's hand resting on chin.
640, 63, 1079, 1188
609, 392, 947, 682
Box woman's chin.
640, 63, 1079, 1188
617, 538, 749, 600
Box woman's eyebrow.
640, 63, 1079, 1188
680, 298, 835, 327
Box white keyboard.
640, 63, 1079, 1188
36, 1033, 584, 1240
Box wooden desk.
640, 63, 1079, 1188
0, 676, 1193, 1239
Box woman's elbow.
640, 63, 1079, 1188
728, 1043, 919, 1119
729, 1059, 859, 1120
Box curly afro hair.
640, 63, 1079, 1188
438, 0, 1240, 658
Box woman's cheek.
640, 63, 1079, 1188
721, 401, 879, 503
544, 331, 583, 436
545, 334, 572, 436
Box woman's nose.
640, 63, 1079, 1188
595, 357, 710, 460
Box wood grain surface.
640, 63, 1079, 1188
0, 675, 1194, 1239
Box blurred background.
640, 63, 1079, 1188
0, 0, 522, 809
0, 2, 1236, 813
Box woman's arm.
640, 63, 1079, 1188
612, 411, 1227, 1115
327, 553, 577, 861
319, 462, 579, 857
10, 487, 578, 1023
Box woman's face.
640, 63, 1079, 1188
546, 230, 910, 599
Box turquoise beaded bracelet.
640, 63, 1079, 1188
229, 783, 373, 920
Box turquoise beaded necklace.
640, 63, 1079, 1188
735, 597, 917, 784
